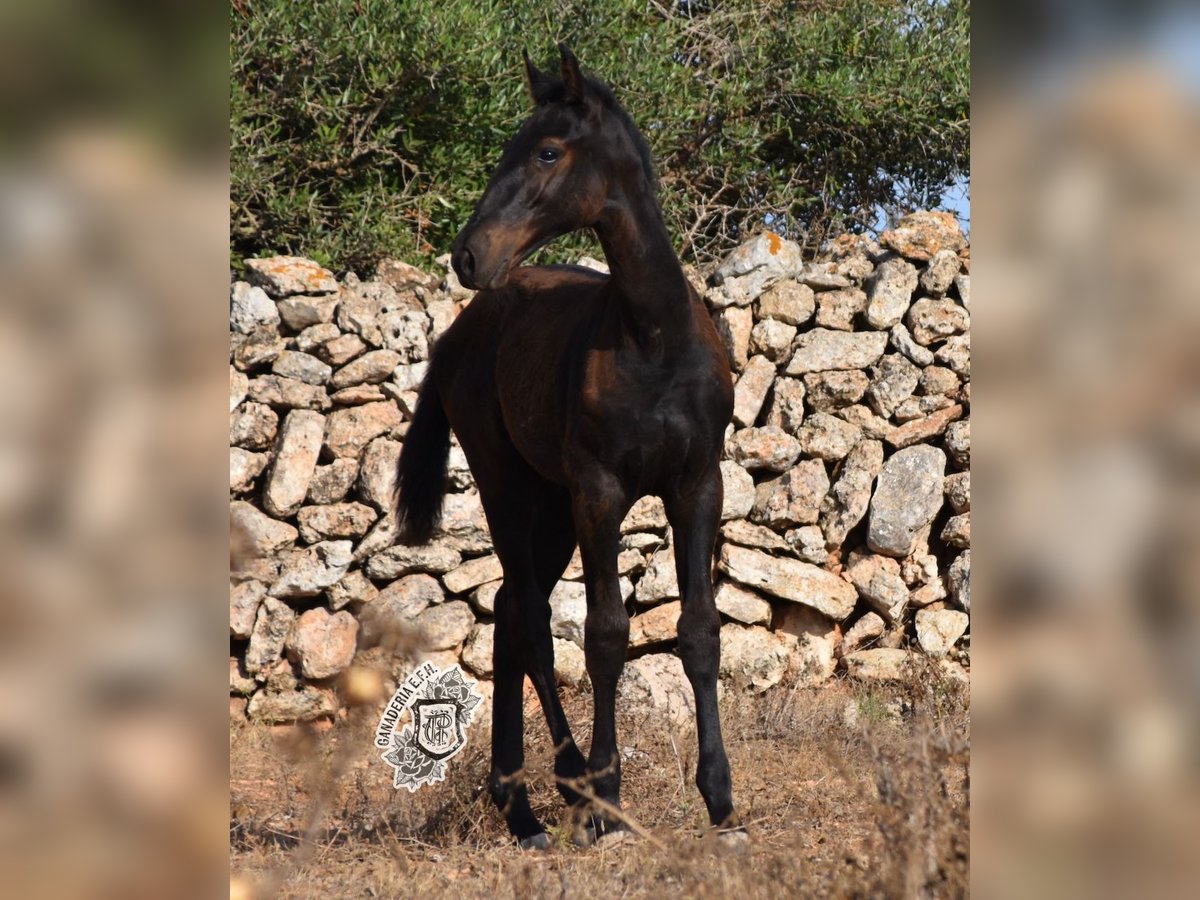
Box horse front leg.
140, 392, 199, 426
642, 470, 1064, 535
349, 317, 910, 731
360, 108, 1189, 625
667, 467, 739, 833
572, 475, 629, 841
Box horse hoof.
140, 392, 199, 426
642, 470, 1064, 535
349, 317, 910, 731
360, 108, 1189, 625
518, 832, 552, 851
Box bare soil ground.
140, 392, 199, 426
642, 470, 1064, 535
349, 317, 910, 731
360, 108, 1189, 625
230, 666, 968, 899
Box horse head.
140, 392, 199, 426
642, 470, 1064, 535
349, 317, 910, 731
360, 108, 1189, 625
450, 44, 653, 290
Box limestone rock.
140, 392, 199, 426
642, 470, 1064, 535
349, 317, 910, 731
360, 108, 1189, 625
726, 426, 801, 472
331, 349, 402, 389
622, 495, 669, 532
357, 438, 401, 512
948, 550, 970, 611
286, 609, 358, 679
815, 287, 867, 331
270, 541, 353, 598
774, 604, 840, 686
763, 377, 807, 433
711, 232, 803, 303
392, 360, 429, 392
720, 461, 755, 521
320, 333, 367, 366
230, 402, 278, 450
786, 328, 888, 374
915, 608, 969, 656
866, 354, 921, 418
263, 409, 325, 517
842, 612, 886, 655
306, 458, 358, 505
378, 310, 429, 360
462, 623, 495, 677
732, 355, 777, 427
784, 525, 829, 564
618, 654, 696, 727
324, 401, 402, 459
417, 600, 474, 650
247, 375, 331, 411
365, 542, 461, 580
629, 600, 680, 648
906, 297, 969, 346
471, 580, 501, 615
245, 597, 296, 674
326, 569, 377, 611
919, 365, 961, 398
714, 581, 772, 626
230, 448, 268, 493
720, 519, 790, 553
802, 370, 869, 411
718, 544, 857, 620
945, 419, 971, 468
889, 323, 935, 367
230, 365, 248, 413
867, 445, 947, 557
550, 581, 587, 647
443, 554, 504, 595
953, 272, 970, 308
277, 295, 340, 331
636, 547, 680, 605
798, 263, 852, 290
246, 256, 338, 298
944, 471, 970, 513
865, 257, 919, 329
750, 459, 829, 528
230, 501, 297, 557
272, 350, 331, 386
795, 412, 862, 461
820, 439, 884, 546
843, 648, 917, 682
437, 489, 493, 553
248, 686, 337, 722
553, 638, 587, 687
230, 580, 266, 639
942, 512, 971, 548
230, 282, 281, 334
714, 306, 753, 371
297, 502, 377, 544
919, 249, 961, 296
749, 318, 797, 363
232, 326, 285, 371
756, 280, 815, 325
935, 334, 970, 376
879, 211, 966, 261
888, 403, 963, 449
295, 323, 342, 353
719, 624, 793, 693
360, 574, 444, 645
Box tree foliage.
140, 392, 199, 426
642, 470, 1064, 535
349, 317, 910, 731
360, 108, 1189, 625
231, 0, 968, 273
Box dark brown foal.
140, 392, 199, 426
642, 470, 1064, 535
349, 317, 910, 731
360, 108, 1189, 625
396, 45, 739, 849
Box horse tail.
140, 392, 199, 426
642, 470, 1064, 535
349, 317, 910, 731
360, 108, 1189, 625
395, 360, 451, 546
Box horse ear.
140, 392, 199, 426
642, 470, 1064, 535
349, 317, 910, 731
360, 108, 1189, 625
523, 48, 553, 105
558, 43, 586, 103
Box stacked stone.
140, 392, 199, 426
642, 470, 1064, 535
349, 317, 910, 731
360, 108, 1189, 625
230, 210, 971, 723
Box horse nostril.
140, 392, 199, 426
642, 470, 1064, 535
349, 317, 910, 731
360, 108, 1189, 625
453, 247, 476, 285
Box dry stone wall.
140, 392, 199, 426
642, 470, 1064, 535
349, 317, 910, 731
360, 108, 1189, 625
230, 211, 971, 723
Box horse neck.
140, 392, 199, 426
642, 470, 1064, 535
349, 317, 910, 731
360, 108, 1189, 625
595, 180, 693, 351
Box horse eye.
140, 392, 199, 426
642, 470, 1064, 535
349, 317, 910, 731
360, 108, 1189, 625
537, 148, 560, 164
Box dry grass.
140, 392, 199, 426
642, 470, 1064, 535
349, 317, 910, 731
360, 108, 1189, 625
230, 665, 968, 899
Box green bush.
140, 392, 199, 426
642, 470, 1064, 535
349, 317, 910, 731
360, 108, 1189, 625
231, 0, 968, 274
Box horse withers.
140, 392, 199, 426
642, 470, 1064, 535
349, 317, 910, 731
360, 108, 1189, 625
396, 45, 740, 849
